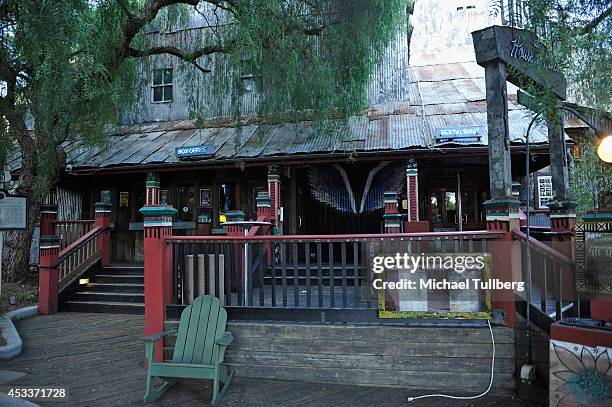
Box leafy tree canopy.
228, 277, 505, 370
0, 0, 409, 281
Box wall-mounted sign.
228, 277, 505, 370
119, 191, 129, 208
175, 145, 214, 159
472, 26, 566, 99
197, 212, 212, 224
0, 189, 27, 230
199, 188, 211, 208
435, 126, 483, 141
100, 190, 112, 204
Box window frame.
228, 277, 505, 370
151, 68, 174, 104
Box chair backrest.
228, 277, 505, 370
172, 295, 228, 365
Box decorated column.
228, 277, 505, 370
256, 191, 272, 220
94, 202, 111, 266
225, 210, 246, 236
139, 173, 177, 361
383, 192, 401, 233
38, 236, 61, 315
483, 198, 521, 327
404, 162, 429, 232
268, 166, 282, 232
580, 210, 612, 321
548, 199, 577, 255
39, 204, 58, 237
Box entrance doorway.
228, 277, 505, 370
424, 172, 488, 231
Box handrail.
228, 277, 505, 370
53, 219, 96, 250
247, 215, 272, 237
58, 226, 104, 262
167, 230, 502, 242
512, 229, 573, 267
51, 219, 95, 224
56, 225, 106, 289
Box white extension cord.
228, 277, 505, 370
407, 319, 495, 402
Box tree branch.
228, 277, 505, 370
128, 43, 234, 72
580, 4, 612, 35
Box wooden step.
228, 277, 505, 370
102, 266, 144, 275
70, 291, 144, 303
83, 283, 144, 293
94, 274, 144, 284
62, 300, 144, 314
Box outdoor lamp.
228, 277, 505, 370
597, 135, 612, 163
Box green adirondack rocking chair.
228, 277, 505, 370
144, 295, 234, 405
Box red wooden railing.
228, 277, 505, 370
52, 220, 95, 251
512, 229, 575, 322
56, 226, 105, 290
167, 230, 503, 312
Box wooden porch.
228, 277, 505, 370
3, 312, 535, 406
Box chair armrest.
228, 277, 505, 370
144, 330, 177, 343
215, 332, 234, 346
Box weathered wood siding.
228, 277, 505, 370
122, 6, 412, 125
165, 320, 516, 395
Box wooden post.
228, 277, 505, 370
39, 204, 58, 237
256, 191, 273, 263
197, 254, 206, 296
38, 236, 60, 315
140, 172, 177, 362
581, 211, 612, 321
547, 110, 570, 200
268, 166, 281, 230
256, 191, 272, 220
404, 162, 429, 232
548, 199, 576, 307
383, 192, 401, 233
185, 255, 195, 304
484, 198, 521, 327
94, 202, 111, 266
208, 254, 216, 297
226, 210, 245, 302
483, 61, 513, 198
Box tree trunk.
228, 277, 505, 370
2, 130, 61, 283
2, 199, 42, 283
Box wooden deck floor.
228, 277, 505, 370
3, 313, 539, 407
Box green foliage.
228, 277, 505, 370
1, 1, 140, 194
570, 137, 612, 215
513, 0, 611, 111
181, 0, 409, 127
2, 0, 409, 181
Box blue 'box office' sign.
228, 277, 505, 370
175, 145, 214, 159
435, 126, 483, 141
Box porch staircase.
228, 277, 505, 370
62, 264, 145, 314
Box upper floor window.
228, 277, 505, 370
152, 68, 173, 103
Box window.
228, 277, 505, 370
152, 68, 173, 103
537, 176, 553, 209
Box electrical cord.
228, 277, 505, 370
407, 319, 495, 402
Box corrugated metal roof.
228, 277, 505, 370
7, 62, 568, 173
55, 107, 550, 170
